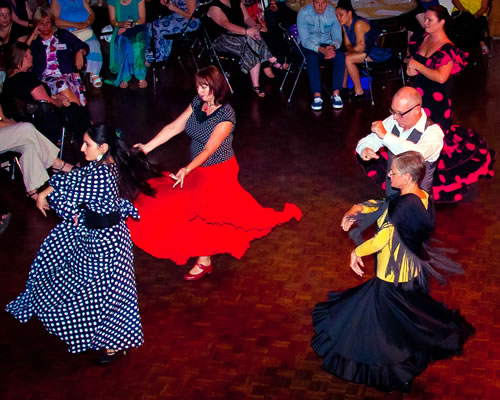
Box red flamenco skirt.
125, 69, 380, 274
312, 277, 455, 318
128, 157, 302, 264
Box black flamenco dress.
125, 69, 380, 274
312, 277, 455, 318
358, 33, 495, 203
312, 193, 474, 390
128, 96, 302, 265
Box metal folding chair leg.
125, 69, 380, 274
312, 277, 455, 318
364, 58, 375, 106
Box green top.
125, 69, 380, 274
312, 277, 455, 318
109, 0, 141, 22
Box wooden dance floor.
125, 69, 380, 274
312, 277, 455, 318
1, 42, 499, 400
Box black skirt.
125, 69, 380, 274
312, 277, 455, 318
312, 277, 474, 389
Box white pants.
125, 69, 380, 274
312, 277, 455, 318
0, 122, 59, 192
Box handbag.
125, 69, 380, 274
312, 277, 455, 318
72, 28, 93, 42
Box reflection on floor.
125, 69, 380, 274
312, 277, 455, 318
0, 42, 498, 400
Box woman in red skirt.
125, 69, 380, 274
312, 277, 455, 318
131, 65, 302, 280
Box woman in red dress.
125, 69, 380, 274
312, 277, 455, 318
130, 65, 302, 280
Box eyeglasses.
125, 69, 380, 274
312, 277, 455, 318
387, 169, 400, 178
389, 104, 421, 118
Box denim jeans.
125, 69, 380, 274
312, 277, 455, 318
301, 45, 345, 95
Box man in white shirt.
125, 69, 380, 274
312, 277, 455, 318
356, 87, 444, 194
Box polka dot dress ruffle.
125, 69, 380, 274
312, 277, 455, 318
6, 162, 143, 353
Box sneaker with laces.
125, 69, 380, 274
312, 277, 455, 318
332, 93, 343, 109
311, 97, 323, 111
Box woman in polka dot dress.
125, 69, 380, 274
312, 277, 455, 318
6, 124, 160, 364
406, 5, 494, 202
130, 65, 302, 281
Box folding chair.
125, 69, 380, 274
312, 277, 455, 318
0, 151, 21, 180
199, 14, 241, 94
279, 24, 306, 103
361, 29, 408, 106
161, 0, 214, 70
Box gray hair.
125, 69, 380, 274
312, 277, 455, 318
33, 6, 54, 27
392, 151, 426, 184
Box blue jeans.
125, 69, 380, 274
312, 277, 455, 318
301, 45, 345, 95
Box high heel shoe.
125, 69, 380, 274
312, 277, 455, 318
184, 262, 213, 281
97, 349, 127, 365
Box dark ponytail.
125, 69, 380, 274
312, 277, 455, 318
87, 124, 162, 200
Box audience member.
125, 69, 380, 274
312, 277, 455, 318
0, 104, 73, 200
146, 0, 200, 65
107, 0, 148, 88
297, 0, 345, 110
50, 0, 104, 88
2, 42, 91, 144
243, 0, 290, 78
0, 0, 29, 60
451, 0, 490, 55
335, 0, 391, 100
30, 6, 89, 107
206, 0, 283, 97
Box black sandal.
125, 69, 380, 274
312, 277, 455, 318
272, 61, 289, 70
252, 86, 265, 98
52, 161, 73, 173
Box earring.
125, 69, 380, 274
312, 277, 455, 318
96, 154, 103, 162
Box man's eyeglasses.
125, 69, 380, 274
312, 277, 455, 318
389, 104, 421, 118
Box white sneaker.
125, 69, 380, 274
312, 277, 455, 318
332, 94, 343, 109
311, 97, 323, 111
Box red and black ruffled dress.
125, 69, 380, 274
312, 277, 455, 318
409, 32, 495, 202
358, 34, 495, 203
127, 96, 302, 265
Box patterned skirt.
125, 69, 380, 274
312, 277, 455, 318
213, 34, 273, 73
6, 220, 143, 353
41, 72, 86, 106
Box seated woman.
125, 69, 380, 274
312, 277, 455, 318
207, 0, 282, 97
2, 42, 91, 144
107, 0, 148, 89
0, 105, 73, 201
242, 0, 289, 79
146, 0, 200, 64
451, 0, 490, 55
5, 0, 31, 28
335, 0, 391, 99
29, 6, 89, 107
50, 0, 104, 88
0, 1, 29, 58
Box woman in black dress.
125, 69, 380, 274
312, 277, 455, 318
312, 151, 474, 392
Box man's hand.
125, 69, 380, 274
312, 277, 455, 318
371, 120, 387, 139
319, 45, 335, 59
361, 147, 379, 161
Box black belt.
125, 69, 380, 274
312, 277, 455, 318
81, 206, 121, 229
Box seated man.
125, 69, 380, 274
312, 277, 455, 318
356, 87, 444, 194
297, 0, 345, 110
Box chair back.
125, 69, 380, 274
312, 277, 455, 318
377, 29, 408, 60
